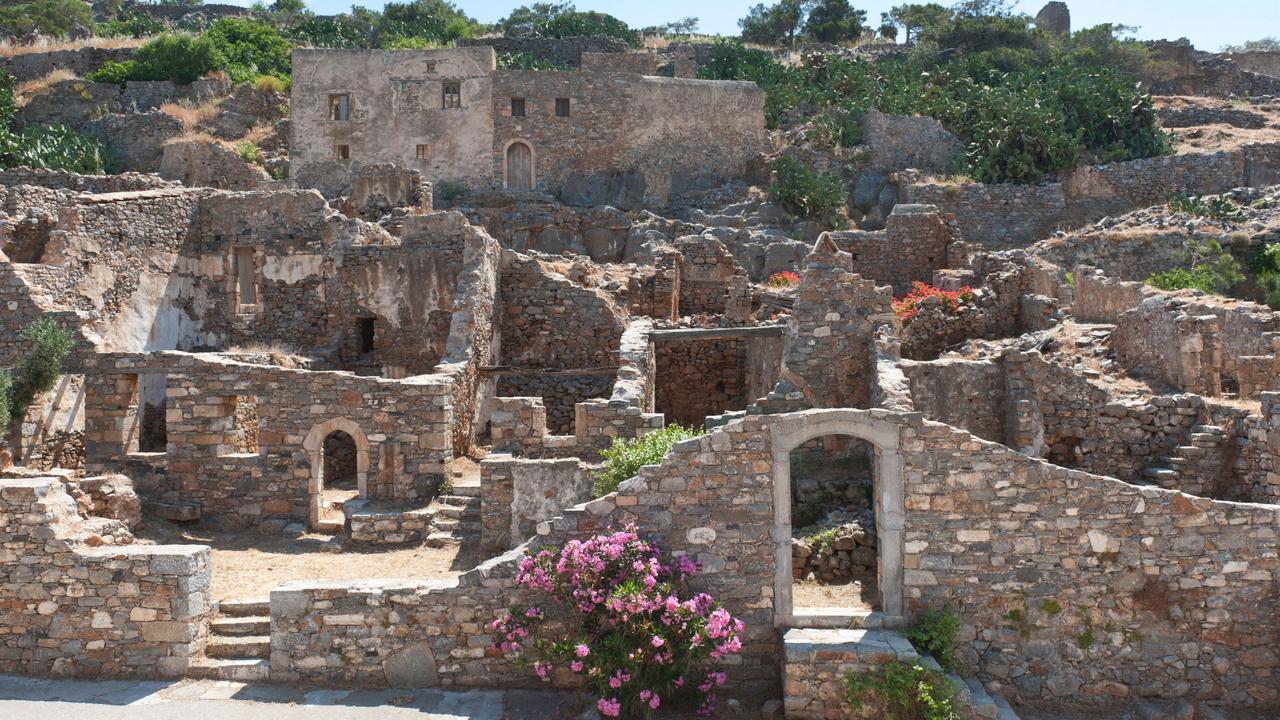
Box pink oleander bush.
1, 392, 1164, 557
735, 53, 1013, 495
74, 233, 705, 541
767, 270, 801, 288
490, 526, 745, 718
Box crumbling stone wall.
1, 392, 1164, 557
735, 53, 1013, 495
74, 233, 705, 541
776, 235, 895, 409
673, 234, 751, 318
1111, 296, 1223, 396
497, 250, 625, 432
0, 46, 136, 82
579, 51, 658, 75
900, 358, 1007, 443
829, 204, 961, 293
900, 147, 1271, 246
0, 476, 211, 678
83, 110, 184, 173
479, 454, 593, 553
0, 168, 177, 193
862, 109, 963, 174
459, 35, 631, 68
159, 140, 270, 190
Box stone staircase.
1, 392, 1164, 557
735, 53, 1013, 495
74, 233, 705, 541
1140, 425, 1231, 496
188, 597, 270, 681
424, 482, 481, 548
782, 624, 1020, 720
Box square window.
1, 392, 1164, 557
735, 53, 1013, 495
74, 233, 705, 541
336, 144, 350, 160
511, 97, 526, 117
328, 94, 349, 121
555, 98, 570, 117
415, 144, 429, 160
442, 81, 461, 109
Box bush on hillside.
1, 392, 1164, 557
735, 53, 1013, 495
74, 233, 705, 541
0, 72, 107, 173
596, 423, 700, 496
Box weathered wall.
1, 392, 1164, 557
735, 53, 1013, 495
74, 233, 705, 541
479, 454, 593, 553
0, 477, 211, 678
0, 46, 136, 82
829, 204, 961, 294
899, 358, 1006, 444
862, 109, 963, 174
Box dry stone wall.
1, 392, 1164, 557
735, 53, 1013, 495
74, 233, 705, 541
0, 476, 211, 678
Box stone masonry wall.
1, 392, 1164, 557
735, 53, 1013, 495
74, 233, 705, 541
1111, 296, 1223, 396
828, 204, 961, 294
0, 476, 211, 678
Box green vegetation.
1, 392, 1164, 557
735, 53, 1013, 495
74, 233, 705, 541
235, 140, 259, 163
704, 15, 1172, 184
497, 51, 568, 71
1167, 191, 1247, 223
770, 155, 847, 222
739, 0, 867, 46
497, 3, 641, 47
97, 9, 166, 38
803, 526, 840, 553
0, 73, 106, 174
845, 661, 961, 720
1145, 238, 1244, 296
0, 318, 75, 437
0, 0, 92, 39
595, 423, 700, 496
903, 607, 959, 671
89, 19, 291, 86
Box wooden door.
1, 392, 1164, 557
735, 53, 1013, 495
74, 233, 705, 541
505, 142, 532, 190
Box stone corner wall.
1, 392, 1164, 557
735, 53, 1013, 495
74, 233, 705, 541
0, 476, 211, 678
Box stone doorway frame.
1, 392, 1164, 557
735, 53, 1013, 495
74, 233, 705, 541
767, 409, 905, 627
502, 139, 535, 191
303, 417, 370, 528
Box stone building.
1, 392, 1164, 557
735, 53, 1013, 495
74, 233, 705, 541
288, 47, 768, 207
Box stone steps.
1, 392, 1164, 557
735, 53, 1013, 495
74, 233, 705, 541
206, 634, 270, 659
187, 657, 270, 682
211, 615, 270, 636
218, 598, 270, 617
450, 483, 481, 498
963, 676, 999, 720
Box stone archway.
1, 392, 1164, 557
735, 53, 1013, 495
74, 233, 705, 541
766, 409, 905, 627
303, 417, 370, 529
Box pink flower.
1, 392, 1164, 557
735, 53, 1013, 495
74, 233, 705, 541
570, 661, 583, 672
597, 698, 621, 718
574, 643, 590, 658
649, 694, 661, 710
650, 635, 665, 648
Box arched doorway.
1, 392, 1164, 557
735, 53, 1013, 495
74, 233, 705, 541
767, 409, 905, 627
303, 418, 369, 531
505, 141, 533, 190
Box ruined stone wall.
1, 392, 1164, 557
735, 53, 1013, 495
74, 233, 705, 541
828, 204, 960, 294
1228, 51, 1280, 78
579, 51, 658, 75
0, 477, 211, 678
900, 148, 1266, 246
899, 358, 1006, 443
1003, 351, 1203, 480
897, 254, 1033, 360
268, 410, 1278, 709
862, 109, 963, 174
159, 140, 270, 190
82, 352, 454, 524
496, 251, 625, 433
673, 234, 750, 317
1233, 393, 1280, 504
655, 338, 748, 427
0, 46, 136, 82
0, 168, 177, 193
1111, 296, 1223, 396
479, 454, 593, 553
17, 78, 227, 131
83, 110, 184, 173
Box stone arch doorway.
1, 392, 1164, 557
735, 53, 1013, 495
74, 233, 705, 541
303, 418, 370, 530
504, 141, 533, 190
767, 409, 905, 627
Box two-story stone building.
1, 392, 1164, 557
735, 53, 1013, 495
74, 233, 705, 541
289, 47, 767, 207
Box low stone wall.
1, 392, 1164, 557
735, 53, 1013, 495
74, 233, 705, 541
84, 111, 184, 173
828, 204, 961, 294
0, 477, 211, 678
0, 46, 136, 82
159, 140, 271, 190
0, 168, 178, 193
862, 109, 963, 174
348, 505, 434, 544
458, 35, 631, 68
783, 628, 920, 720
900, 358, 1006, 444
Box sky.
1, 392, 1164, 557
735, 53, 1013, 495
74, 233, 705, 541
223, 1, 1279, 52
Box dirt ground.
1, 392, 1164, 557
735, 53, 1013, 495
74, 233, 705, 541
135, 516, 482, 601
792, 579, 877, 611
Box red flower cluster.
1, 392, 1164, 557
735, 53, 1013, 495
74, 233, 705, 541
892, 281, 975, 324
767, 271, 801, 288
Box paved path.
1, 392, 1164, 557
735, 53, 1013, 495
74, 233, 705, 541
0, 674, 588, 720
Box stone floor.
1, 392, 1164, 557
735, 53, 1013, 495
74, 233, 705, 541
0, 674, 590, 720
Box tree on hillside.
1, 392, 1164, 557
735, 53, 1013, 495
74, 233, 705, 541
739, 0, 811, 47
805, 0, 866, 43
885, 3, 951, 44
379, 0, 480, 44
497, 2, 571, 37
0, 0, 93, 39
642, 17, 700, 36
878, 13, 898, 41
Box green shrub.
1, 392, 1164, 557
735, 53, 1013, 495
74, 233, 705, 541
2, 318, 74, 436
86, 60, 142, 86
845, 661, 961, 720
770, 155, 846, 221
1145, 238, 1243, 296
204, 18, 291, 84
235, 141, 260, 164
595, 423, 700, 496
903, 607, 960, 672
0, 369, 11, 439
87, 34, 224, 86
538, 10, 640, 47
0, 0, 92, 39
96, 9, 166, 38
253, 75, 287, 93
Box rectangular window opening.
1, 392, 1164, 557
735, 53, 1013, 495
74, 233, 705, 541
336, 144, 350, 160
328, 94, 350, 121
442, 81, 461, 109
555, 97, 570, 117
233, 246, 257, 308
358, 317, 375, 354
511, 97, 526, 117
415, 144, 429, 160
